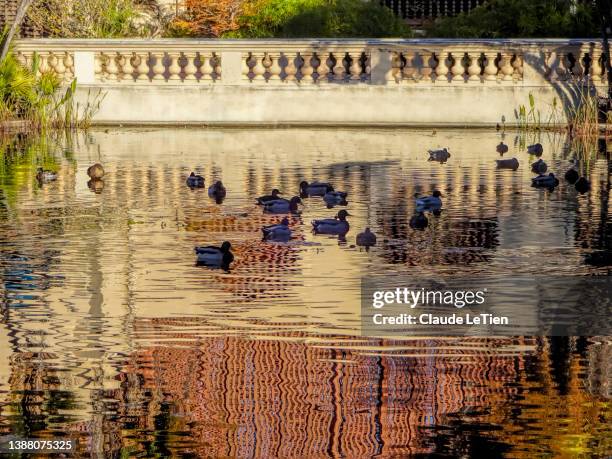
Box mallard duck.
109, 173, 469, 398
532, 173, 559, 188
415, 190, 443, 209
428, 148, 451, 163
36, 168, 57, 182
356, 228, 376, 246
186, 172, 205, 188
323, 190, 348, 205
496, 142, 508, 155
263, 196, 302, 214
87, 163, 105, 179
208, 181, 227, 198
299, 181, 334, 197
527, 143, 543, 155
195, 241, 234, 266
256, 189, 282, 205
409, 211, 428, 230
564, 168, 579, 184
312, 209, 351, 235
531, 158, 548, 174
574, 176, 591, 194
496, 157, 519, 170
262, 217, 292, 241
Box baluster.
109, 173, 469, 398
47, 52, 59, 76
16, 51, 28, 67
119, 52, 135, 82
589, 46, 602, 83
38, 52, 50, 76
242, 53, 251, 82
214, 54, 222, 80
467, 52, 481, 83
450, 51, 465, 82
388, 52, 401, 83
573, 47, 587, 80
64, 52, 74, 80
483, 52, 498, 81
267, 52, 282, 82
349, 51, 362, 82
152, 52, 165, 81
512, 54, 523, 80
363, 52, 371, 82
417, 51, 434, 82
136, 52, 149, 82
317, 52, 330, 84
402, 51, 415, 83
300, 52, 314, 83
252, 52, 266, 82
285, 52, 297, 82
554, 52, 568, 81
168, 52, 182, 81
55, 52, 68, 81
434, 51, 449, 82
94, 53, 104, 82
500, 52, 514, 81
200, 52, 214, 81
105, 53, 119, 81
183, 52, 197, 81
262, 53, 272, 81
333, 52, 347, 82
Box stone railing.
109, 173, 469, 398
13, 38, 609, 86
11, 39, 610, 126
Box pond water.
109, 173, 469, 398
0, 128, 610, 457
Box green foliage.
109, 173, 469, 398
427, 0, 599, 38
227, 0, 412, 38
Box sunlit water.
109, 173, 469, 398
0, 128, 610, 457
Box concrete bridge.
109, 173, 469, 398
14, 38, 610, 127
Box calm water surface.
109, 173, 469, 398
0, 128, 610, 457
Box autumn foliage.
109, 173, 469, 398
169, 0, 244, 37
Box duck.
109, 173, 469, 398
356, 228, 377, 247
527, 143, 544, 155
564, 168, 579, 184
256, 189, 282, 205
186, 172, 205, 188
36, 168, 57, 182
312, 209, 351, 235
415, 190, 443, 209
263, 196, 302, 214
323, 190, 348, 205
195, 241, 234, 266
496, 157, 519, 170
299, 181, 334, 197
574, 176, 591, 194
531, 173, 559, 188
87, 163, 105, 179
496, 142, 508, 155
262, 217, 292, 241
409, 211, 428, 230
208, 180, 227, 199
531, 158, 548, 174
428, 148, 451, 163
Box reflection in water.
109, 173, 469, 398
0, 128, 610, 456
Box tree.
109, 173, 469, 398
0, 0, 35, 62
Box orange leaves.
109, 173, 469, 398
171, 0, 245, 37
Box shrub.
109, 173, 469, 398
27, 0, 146, 38
228, 0, 412, 38
427, 0, 599, 38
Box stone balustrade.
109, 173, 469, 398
12, 39, 609, 126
